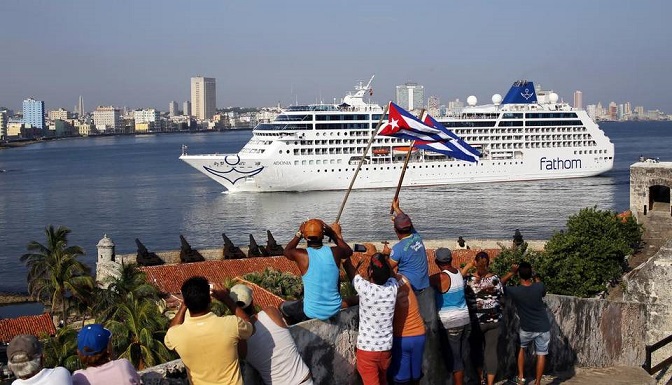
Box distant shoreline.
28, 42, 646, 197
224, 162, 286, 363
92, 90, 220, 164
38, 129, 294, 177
0, 129, 253, 151
0, 292, 32, 305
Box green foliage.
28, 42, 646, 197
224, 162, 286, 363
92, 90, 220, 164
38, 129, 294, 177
105, 292, 174, 370
243, 268, 303, 300
92, 263, 160, 323
42, 327, 81, 373
490, 242, 545, 286
21, 225, 94, 326
536, 207, 643, 297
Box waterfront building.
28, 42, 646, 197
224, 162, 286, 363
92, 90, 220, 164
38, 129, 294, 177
190, 76, 216, 120
396, 82, 424, 111
608, 102, 617, 120
48, 119, 76, 137
133, 109, 160, 124
574, 90, 583, 110
93, 106, 122, 134
169, 101, 179, 117
77, 121, 97, 136
586, 104, 597, 121
183, 100, 191, 116
22, 98, 45, 130
48, 108, 71, 121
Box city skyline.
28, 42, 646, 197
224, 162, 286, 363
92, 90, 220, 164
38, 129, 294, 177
1, 1, 670, 112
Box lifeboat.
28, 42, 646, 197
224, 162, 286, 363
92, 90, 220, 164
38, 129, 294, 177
392, 146, 417, 155
372, 148, 389, 155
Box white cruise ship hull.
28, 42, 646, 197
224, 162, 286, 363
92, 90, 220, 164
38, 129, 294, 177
180, 148, 613, 192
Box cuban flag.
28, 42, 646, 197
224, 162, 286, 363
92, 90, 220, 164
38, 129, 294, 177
378, 102, 454, 142
415, 113, 481, 163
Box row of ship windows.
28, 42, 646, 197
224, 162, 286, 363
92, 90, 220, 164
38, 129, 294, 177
273, 112, 579, 122
295, 161, 524, 168
524, 141, 596, 148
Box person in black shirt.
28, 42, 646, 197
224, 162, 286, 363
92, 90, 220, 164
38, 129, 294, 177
502, 262, 550, 385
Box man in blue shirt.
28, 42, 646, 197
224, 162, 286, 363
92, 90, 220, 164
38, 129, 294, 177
281, 218, 353, 324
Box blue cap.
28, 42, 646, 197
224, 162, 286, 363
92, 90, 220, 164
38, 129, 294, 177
77, 324, 111, 356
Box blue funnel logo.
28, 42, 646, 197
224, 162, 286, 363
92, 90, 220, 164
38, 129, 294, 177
502, 80, 537, 104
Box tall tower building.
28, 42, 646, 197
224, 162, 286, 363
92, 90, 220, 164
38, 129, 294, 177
396, 82, 424, 111
573, 90, 583, 109
22, 98, 45, 129
77, 96, 85, 117
190, 76, 216, 120
183, 101, 191, 116
169, 101, 179, 117
0, 110, 7, 140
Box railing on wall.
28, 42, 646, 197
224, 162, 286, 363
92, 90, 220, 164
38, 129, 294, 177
643, 334, 672, 374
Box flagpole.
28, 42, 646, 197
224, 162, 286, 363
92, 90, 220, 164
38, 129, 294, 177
390, 109, 425, 214
335, 103, 390, 223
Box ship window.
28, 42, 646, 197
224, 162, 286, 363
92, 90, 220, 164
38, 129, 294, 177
309, 160, 314, 165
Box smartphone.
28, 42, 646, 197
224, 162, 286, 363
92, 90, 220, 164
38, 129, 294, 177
353, 244, 367, 252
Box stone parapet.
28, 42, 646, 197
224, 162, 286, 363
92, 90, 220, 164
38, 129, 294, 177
140, 294, 646, 384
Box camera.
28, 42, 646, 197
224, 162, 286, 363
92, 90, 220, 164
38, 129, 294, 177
353, 244, 367, 252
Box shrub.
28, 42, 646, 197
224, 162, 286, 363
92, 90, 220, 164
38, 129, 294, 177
536, 207, 643, 297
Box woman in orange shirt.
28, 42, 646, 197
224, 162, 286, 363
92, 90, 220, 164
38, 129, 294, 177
389, 274, 426, 385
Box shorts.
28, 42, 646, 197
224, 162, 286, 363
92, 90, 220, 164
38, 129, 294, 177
519, 330, 550, 355
390, 334, 426, 382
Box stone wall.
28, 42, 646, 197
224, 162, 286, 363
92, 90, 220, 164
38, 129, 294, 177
624, 240, 672, 382
139, 294, 646, 385
630, 161, 672, 221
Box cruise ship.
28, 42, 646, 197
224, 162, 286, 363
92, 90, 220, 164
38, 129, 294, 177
180, 78, 614, 192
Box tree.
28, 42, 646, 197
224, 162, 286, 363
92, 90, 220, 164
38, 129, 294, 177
490, 242, 545, 286
536, 207, 643, 297
105, 292, 174, 370
42, 327, 81, 373
21, 225, 94, 325
92, 263, 160, 323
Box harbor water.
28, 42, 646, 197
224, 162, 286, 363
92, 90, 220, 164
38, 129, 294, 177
0, 121, 671, 293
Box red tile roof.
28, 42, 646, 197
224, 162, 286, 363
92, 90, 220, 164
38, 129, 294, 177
141, 257, 300, 294
141, 248, 501, 299
234, 278, 285, 310
0, 313, 56, 343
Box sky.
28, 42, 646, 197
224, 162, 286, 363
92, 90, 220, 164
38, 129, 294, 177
2, 0, 671, 113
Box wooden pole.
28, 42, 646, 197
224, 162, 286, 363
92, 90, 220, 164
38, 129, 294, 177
390, 109, 425, 214
335, 103, 389, 223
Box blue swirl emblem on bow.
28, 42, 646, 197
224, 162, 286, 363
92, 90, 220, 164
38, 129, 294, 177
202, 155, 264, 185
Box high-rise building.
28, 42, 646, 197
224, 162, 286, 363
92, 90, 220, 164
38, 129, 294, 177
22, 98, 45, 129
92, 106, 122, 133
396, 82, 424, 111
77, 95, 85, 117
169, 101, 179, 117
183, 101, 192, 116
0, 110, 7, 140
573, 90, 583, 110
190, 76, 216, 120
427, 96, 440, 116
